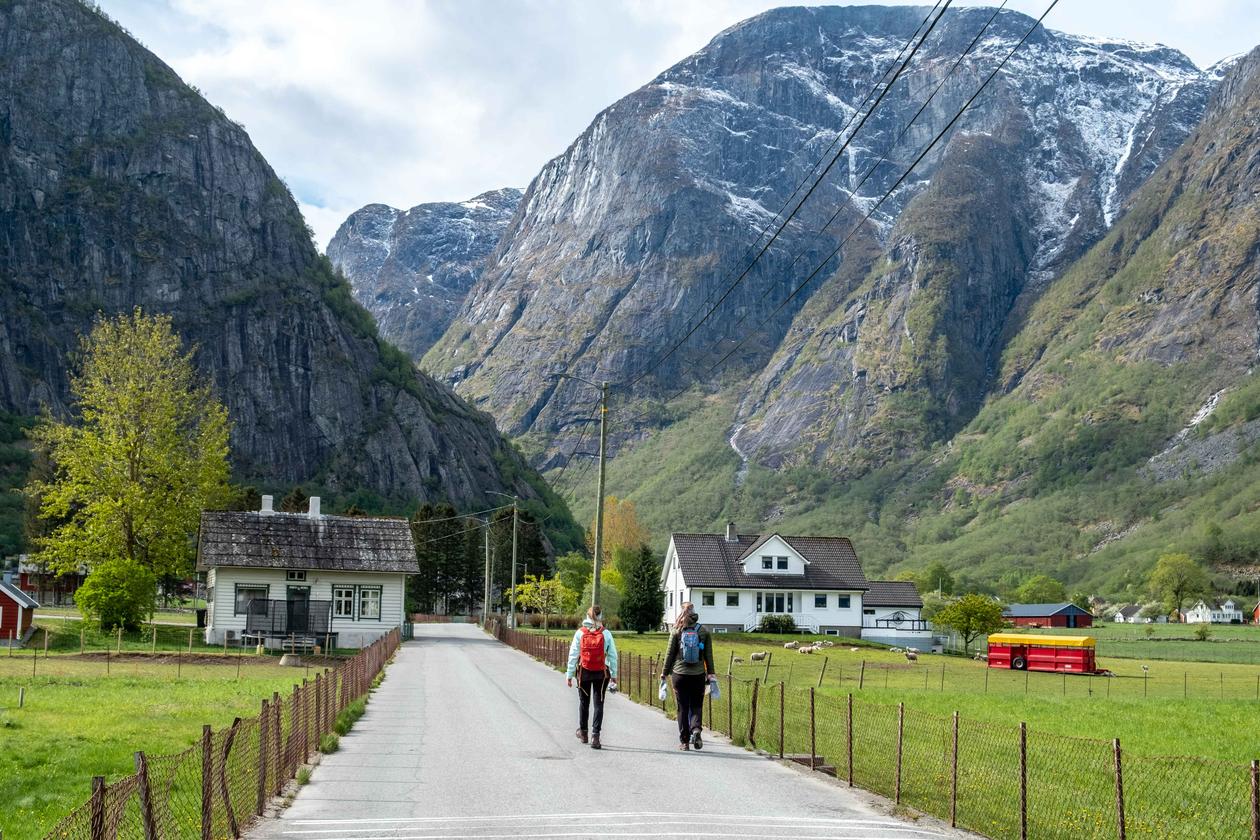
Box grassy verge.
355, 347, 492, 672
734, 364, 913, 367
0, 656, 303, 840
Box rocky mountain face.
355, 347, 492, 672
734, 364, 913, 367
0, 0, 572, 521
421, 5, 1219, 471
328, 188, 522, 358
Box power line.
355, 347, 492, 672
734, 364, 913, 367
409, 503, 514, 524
622, 0, 954, 391
706, 0, 1060, 377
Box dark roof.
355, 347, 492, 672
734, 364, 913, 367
670, 532, 868, 591
0, 579, 39, 609
1003, 603, 1090, 617
1114, 605, 1143, 618
197, 511, 418, 574
864, 580, 923, 607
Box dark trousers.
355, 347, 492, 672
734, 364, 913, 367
671, 673, 706, 742
577, 668, 609, 735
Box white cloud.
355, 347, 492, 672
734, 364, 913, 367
97, 1, 1260, 250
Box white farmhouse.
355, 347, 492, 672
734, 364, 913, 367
1183, 599, 1245, 625
198, 496, 416, 649
660, 524, 932, 650
1112, 605, 1144, 624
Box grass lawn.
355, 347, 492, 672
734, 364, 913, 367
15, 617, 358, 657
538, 630, 1260, 761
0, 653, 315, 840
34, 605, 198, 625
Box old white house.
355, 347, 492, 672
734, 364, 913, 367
198, 496, 416, 649
1183, 599, 1245, 624
661, 525, 932, 650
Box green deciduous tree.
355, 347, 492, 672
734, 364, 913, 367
915, 561, 955, 596
30, 310, 231, 625
513, 574, 567, 630
933, 594, 1005, 653
556, 551, 592, 594
616, 544, 663, 633
1148, 553, 1210, 621
1014, 574, 1067, 604
75, 557, 155, 630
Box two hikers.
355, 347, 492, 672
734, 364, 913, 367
565, 604, 619, 749
660, 601, 715, 750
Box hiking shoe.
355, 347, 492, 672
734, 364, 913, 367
591, 735, 602, 750
575, 729, 588, 744
691, 729, 703, 750
678, 742, 690, 751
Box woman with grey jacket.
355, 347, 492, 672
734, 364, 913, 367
660, 602, 715, 750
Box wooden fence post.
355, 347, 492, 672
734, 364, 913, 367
1019, 722, 1027, 840
90, 776, 105, 840
846, 693, 854, 787
818, 656, 828, 688
219, 718, 242, 838
778, 681, 785, 759
859, 659, 865, 690
763, 652, 772, 683
748, 678, 760, 747
272, 693, 282, 795
1251, 759, 1259, 840
726, 674, 733, 736
201, 725, 213, 840
809, 687, 816, 771
257, 699, 268, 816
950, 711, 959, 828
134, 751, 159, 840
895, 702, 904, 805
1113, 738, 1126, 840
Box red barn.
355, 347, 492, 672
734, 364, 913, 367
0, 579, 39, 644
1002, 602, 1093, 628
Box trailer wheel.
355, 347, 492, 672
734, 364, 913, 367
1011, 656, 1027, 670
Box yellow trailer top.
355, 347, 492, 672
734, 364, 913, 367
987, 633, 1095, 648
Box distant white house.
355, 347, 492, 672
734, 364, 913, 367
1112, 605, 1144, 623
1183, 599, 1244, 625
660, 524, 932, 650
197, 496, 417, 649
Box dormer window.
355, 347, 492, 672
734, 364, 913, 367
776, 556, 788, 570
761, 556, 773, 570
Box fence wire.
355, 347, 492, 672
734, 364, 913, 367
40, 629, 400, 840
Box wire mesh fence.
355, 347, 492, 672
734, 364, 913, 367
493, 625, 1260, 839
38, 628, 399, 840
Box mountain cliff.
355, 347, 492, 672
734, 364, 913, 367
421, 6, 1217, 470
328, 188, 522, 358
0, 0, 576, 534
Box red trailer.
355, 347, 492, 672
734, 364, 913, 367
986, 633, 1100, 674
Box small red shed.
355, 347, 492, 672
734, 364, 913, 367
987, 633, 1100, 674
1002, 602, 1094, 628
0, 579, 39, 644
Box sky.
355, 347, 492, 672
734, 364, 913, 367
96, 0, 1260, 251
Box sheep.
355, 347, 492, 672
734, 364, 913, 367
849, 647, 861, 652
782, 641, 799, 649
818, 640, 836, 648
732, 656, 744, 664
973, 652, 988, 662
798, 645, 816, 654
750, 651, 768, 662
904, 650, 919, 662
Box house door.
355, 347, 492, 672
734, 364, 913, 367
287, 586, 310, 634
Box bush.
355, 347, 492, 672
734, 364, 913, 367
333, 699, 366, 736
757, 614, 797, 634
319, 733, 339, 753
296, 767, 311, 785
1194, 623, 1211, 641
76, 559, 155, 630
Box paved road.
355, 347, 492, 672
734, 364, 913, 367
252, 624, 966, 840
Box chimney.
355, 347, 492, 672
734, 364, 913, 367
308, 496, 321, 519
725, 521, 738, 542
260, 495, 274, 515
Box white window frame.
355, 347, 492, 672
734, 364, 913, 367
234, 584, 269, 616
285, 570, 307, 582
838, 595, 851, 609
814, 593, 827, 609
332, 586, 355, 619
726, 592, 740, 607
358, 586, 382, 621
701, 591, 715, 607
761, 556, 773, 570
776, 556, 789, 570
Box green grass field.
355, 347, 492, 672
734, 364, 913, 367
33, 605, 199, 625
542, 630, 1260, 761
0, 653, 312, 840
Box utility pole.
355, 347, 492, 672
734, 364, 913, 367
481, 517, 490, 627
591, 380, 609, 609
488, 491, 519, 628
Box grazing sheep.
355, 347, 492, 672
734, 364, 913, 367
849, 647, 861, 652
750, 651, 768, 662
904, 650, 919, 662
732, 656, 744, 664
783, 641, 799, 650
818, 640, 836, 648
798, 645, 816, 654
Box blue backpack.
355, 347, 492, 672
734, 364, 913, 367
680, 624, 703, 664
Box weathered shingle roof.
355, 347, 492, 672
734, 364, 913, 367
197, 511, 418, 574
1003, 603, 1090, 617
1115, 605, 1143, 618
670, 532, 868, 591
0, 579, 39, 609
864, 580, 923, 607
